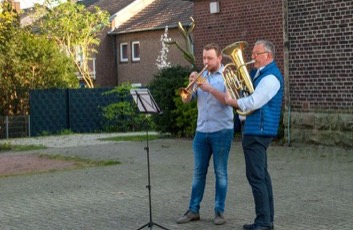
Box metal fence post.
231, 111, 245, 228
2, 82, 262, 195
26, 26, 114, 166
28, 115, 31, 137
5, 116, 9, 139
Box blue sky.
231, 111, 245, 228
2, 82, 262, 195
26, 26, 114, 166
2, 0, 65, 10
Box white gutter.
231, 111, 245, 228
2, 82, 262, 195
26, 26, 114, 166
109, 0, 156, 33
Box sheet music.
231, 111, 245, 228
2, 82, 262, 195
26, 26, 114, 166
130, 88, 161, 114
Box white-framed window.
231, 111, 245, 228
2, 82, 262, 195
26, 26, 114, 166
75, 45, 84, 67
120, 42, 128, 62
131, 41, 140, 62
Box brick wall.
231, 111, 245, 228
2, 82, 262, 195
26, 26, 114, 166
193, 0, 284, 74
284, 0, 353, 146
287, 0, 353, 113
94, 27, 118, 87
192, 0, 353, 146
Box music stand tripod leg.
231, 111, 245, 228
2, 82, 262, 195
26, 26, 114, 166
136, 129, 169, 230
130, 89, 169, 230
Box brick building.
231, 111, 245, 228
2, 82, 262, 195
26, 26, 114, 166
82, 0, 193, 87
190, 0, 353, 147
83, 0, 352, 146
81, 0, 136, 87
109, 0, 193, 86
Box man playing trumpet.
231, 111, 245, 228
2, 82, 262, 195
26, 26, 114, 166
177, 43, 234, 226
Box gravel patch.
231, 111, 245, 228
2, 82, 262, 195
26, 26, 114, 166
0, 132, 156, 177
0, 132, 157, 148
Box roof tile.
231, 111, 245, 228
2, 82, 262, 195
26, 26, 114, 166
113, 0, 193, 34
80, 0, 135, 15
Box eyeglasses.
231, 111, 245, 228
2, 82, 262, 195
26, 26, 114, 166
252, 52, 269, 57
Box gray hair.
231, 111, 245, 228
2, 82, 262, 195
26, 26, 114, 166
255, 40, 275, 58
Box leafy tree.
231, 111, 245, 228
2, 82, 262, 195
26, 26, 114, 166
0, 31, 78, 115
0, 0, 19, 51
31, 0, 110, 88
0, 0, 78, 115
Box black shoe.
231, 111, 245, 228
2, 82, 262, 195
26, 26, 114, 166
243, 223, 273, 230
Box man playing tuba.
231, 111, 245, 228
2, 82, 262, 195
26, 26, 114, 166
225, 40, 284, 230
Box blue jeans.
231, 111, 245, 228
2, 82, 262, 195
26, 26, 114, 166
188, 129, 234, 214
242, 135, 274, 228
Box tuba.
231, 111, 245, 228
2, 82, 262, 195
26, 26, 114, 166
222, 41, 255, 116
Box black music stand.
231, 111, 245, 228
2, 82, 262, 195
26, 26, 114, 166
130, 88, 169, 230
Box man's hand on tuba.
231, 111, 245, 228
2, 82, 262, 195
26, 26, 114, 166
225, 91, 238, 108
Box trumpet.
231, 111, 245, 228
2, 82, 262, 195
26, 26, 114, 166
179, 65, 208, 99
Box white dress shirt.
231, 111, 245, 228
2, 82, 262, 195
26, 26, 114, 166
237, 68, 280, 115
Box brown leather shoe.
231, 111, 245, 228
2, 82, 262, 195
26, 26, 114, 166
176, 210, 200, 224
214, 212, 225, 225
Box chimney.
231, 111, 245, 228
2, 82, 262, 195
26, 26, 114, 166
12, 1, 21, 12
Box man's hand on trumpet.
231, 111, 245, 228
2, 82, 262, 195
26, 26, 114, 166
197, 80, 212, 93
188, 71, 198, 85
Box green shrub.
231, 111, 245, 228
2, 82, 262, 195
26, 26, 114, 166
59, 129, 74, 135
148, 65, 196, 136
0, 142, 12, 151
173, 96, 197, 137
101, 83, 151, 132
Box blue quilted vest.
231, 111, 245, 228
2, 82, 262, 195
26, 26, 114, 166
243, 61, 284, 137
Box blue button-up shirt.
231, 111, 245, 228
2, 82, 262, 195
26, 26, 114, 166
193, 65, 234, 133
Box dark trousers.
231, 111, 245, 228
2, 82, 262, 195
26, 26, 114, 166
242, 135, 274, 227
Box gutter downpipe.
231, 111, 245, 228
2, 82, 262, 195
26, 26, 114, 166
283, 0, 291, 147
113, 34, 118, 86
107, 29, 119, 86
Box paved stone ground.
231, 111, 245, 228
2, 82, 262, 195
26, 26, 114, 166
0, 134, 352, 230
